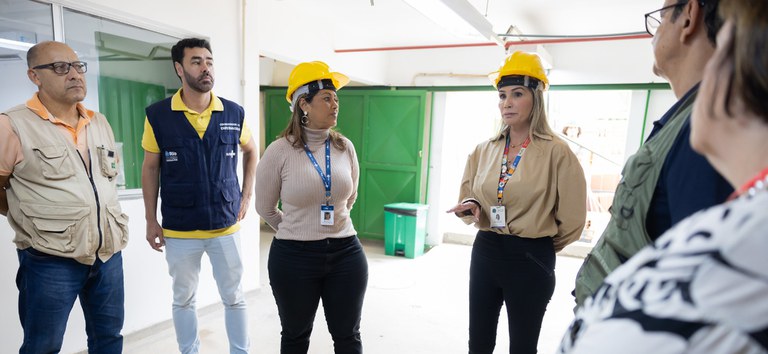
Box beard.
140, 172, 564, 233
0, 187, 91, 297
183, 69, 214, 93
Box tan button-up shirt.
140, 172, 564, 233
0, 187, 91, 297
458, 130, 587, 252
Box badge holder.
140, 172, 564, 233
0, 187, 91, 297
490, 205, 506, 228
320, 204, 334, 226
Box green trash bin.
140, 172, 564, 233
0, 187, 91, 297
384, 202, 429, 259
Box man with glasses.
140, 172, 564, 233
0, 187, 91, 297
573, 0, 732, 306
0, 41, 128, 353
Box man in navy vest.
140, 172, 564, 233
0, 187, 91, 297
141, 38, 257, 354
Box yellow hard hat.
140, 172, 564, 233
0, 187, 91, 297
488, 51, 549, 90
286, 61, 350, 107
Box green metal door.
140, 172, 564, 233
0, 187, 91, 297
261, 88, 428, 240
264, 92, 291, 145
355, 91, 426, 240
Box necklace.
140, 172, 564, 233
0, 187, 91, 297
728, 167, 768, 200
509, 137, 527, 149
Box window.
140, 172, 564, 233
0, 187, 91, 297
548, 90, 632, 244
0, 0, 53, 109
63, 9, 181, 189
1, 1, 182, 190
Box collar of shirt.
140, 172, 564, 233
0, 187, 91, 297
647, 83, 700, 141
488, 127, 551, 159
25, 92, 95, 122
491, 127, 553, 142
25, 92, 94, 142
171, 88, 223, 115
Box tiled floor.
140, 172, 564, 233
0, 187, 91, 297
120, 229, 582, 353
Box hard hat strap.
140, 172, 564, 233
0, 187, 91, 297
498, 75, 541, 91
290, 79, 337, 111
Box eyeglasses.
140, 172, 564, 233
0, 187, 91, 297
32, 61, 88, 75
644, 1, 689, 36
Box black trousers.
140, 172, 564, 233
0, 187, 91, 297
468, 230, 556, 354
268, 236, 368, 354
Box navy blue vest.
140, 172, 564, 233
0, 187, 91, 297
146, 96, 244, 231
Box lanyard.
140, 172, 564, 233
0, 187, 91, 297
727, 166, 768, 201
303, 138, 332, 204
497, 133, 530, 205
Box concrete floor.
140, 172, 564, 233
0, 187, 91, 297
120, 228, 582, 354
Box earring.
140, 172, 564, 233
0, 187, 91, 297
300, 112, 309, 126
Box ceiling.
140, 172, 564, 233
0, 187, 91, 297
259, 0, 664, 86
272, 0, 660, 50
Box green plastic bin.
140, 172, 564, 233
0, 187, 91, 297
384, 203, 429, 259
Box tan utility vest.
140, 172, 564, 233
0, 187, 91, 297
574, 90, 696, 305
4, 105, 128, 265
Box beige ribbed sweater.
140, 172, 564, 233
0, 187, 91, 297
255, 127, 359, 241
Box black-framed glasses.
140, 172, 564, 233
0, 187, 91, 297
32, 61, 88, 75
644, 1, 689, 36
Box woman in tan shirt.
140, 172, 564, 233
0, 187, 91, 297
255, 61, 367, 354
448, 51, 586, 354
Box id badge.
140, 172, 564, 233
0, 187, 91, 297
320, 205, 335, 226
490, 206, 506, 228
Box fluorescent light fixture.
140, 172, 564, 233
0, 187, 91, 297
403, 0, 504, 45
0, 38, 34, 52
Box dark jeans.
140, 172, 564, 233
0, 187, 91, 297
269, 236, 368, 354
16, 248, 125, 354
468, 231, 555, 354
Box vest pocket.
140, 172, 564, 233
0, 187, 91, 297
619, 146, 653, 187
97, 146, 119, 180
20, 204, 89, 253
33, 145, 75, 180
104, 203, 129, 251
217, 133, 239, 176
611, 146, 654, 229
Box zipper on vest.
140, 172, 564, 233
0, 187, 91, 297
202, 139, 213, 227
78, 151, 103, 256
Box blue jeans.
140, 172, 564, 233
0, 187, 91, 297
468, 231, 555, 354
16, 248, 125, 354
268, 236, 368, 354
165, 232, 249, 354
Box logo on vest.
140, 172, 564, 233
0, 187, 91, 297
220, 122, 241, 132
226, 150, 236, 158
165, 151, 179, 162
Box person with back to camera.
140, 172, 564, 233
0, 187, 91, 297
559, 1, 768, 351
447, 51, 587, 354
255, 61, 367, 354
573, 0, 733, 306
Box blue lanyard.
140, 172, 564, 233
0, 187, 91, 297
303, 138, 332, 204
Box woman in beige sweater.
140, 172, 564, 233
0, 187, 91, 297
255, 61, 367, 354
448, 51, 586, 354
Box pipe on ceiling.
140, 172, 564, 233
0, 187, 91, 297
334, 33, 651, 53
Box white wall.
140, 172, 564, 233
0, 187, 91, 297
0, 0, 261, 353
256, 0, 390, 86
